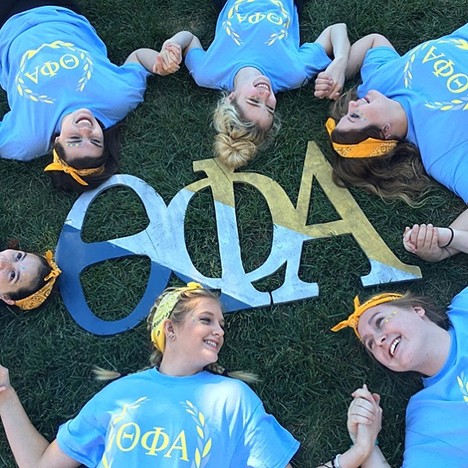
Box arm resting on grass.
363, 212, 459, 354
0, 365, 79, 468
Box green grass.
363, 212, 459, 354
0, 1, 467, 466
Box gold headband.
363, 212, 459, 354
44, 149, 105, 186
325, 118, 398, 158
14, 250, 62, 311
331, 293, 403, 338
150, 282, 203, 352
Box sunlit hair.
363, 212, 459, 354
46, 124, 121, 193
212, 93, 281, 170
360, 291, 449, 373
95, 286, 258, 383
328, 88, 432, 206
376, 291, 449, 329
7, 254, 51, 302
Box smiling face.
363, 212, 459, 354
170, 297, 225, 374
335, 90, 393, 138
357, 303, 438, 373
0, 250, 44, 304
56, 108, 104, 163
229, 75, 277, 131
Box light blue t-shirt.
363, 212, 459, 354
185, 0, 331, 93
56, 369, 299, 467
0, 6, 150, 161
403, 286, 468, 467
357, 23, 468, 202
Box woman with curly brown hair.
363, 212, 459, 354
325, 25, 468, 262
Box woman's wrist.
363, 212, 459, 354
0, 386, 18, 411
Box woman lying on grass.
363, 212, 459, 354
0, 249, 60, 310
159, 0, 350, 169
0, 0, 180, 192
0, 282, 382, 467
324, 24, 468, 262
332, 289, 468, 466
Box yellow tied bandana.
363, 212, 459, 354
331, 293, 403, 338
44, 149, 105, 186
14, 250, 62, 311
150, 282, 203, 352
325, 118, 399, 158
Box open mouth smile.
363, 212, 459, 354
390, 337, 401, 357
204, 339, 218, 350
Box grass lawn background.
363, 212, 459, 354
0, 0, 467, 466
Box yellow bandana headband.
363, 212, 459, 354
44, 149, 105, 186
14, 250, 62, 311
325, 118, 399, 158
150, 282, 203, 352
331, 293, 403, 338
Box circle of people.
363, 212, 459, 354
0, 0, 467, 466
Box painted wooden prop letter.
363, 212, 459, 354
56, 142, 421, 335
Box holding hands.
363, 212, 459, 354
314, 60, 346, 100
153, 41, 183, 76
318, 385, 388, 468
347, 384, 382, 448
403, 224, 454, 262
344, 385, 391, 468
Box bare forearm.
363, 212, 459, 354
447, 208, 468, 255
165, 30, 201, 56
0, 388, 50, 467
125, 48, 159, 73
361, 446, 391, 468
339, 442, 373, 468
318, 23, 350, 61
318, 443, 374, 468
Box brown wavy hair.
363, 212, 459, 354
329, 89, 433, 206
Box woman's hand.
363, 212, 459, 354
154, 42, 182, 76
314, 60, 345, 100
403, 224, 452, 262
347, 385, 382, 449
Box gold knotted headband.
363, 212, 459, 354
14, 250, 62, 311
150, 282, 203, 352
325, 118, 399, 158
331, 293, 403, 338
44, 149, 105, 186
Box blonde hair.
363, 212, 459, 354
213, 93, 280, 170
95, 286, 258, 383
329, 89, 433, 206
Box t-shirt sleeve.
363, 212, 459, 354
56, 391, 109, 467
0, 113, 48, 161
232, 399, 299, 467
298, 42, 333, 79
185, 48, 208, 86
360, 46, 401, 88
